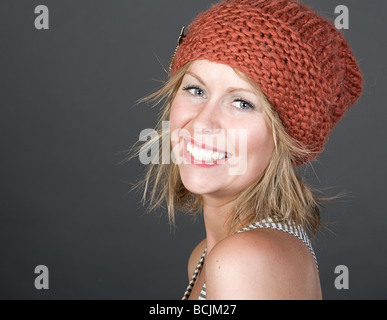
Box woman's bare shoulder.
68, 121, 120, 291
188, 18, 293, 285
187, 238, 207, 281
205, 229, 321, 300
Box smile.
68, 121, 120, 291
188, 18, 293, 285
183, 138, 232, 166
187, 141, 227, 161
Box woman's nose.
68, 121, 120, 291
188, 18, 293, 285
191, 99, 221, 134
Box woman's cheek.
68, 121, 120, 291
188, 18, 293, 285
169, 102, 181, 145
169, 99, 191, 162
170, 96, 185, 128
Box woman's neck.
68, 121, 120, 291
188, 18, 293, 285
202, 197, 235, 254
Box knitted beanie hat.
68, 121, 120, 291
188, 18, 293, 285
170, 0, 363, 164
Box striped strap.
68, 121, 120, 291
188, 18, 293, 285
238, 220, 318, 267
182, 248, 207, 300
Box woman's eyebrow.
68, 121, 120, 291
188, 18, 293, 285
226, 87, 256, 95
184, 71, 207, 87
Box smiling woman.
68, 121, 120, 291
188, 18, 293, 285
135, 0, 363, 300
170, 60, 275, 204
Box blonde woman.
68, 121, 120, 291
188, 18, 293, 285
137, 0, 362, 300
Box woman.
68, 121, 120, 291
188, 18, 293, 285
137, 0, 362, 300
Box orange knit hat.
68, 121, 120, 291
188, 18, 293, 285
170, 0, 363, 164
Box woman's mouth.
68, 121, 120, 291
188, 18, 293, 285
183, 138, 231, 166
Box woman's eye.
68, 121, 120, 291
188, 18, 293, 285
183, 86, 205, 97
232, 99, 255, 110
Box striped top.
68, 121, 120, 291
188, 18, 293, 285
182, 219, 317, 300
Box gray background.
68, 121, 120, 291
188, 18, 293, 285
0, 0, 386, 300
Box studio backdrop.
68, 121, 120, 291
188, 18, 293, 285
0, 0, 386, 299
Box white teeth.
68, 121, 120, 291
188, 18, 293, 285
199, 148, 207, 160
186, 142, 226, 162
193, 145, 199, 156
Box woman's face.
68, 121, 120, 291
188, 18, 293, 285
170, 60, 274, 203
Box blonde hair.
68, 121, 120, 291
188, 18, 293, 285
133, 62, 322, 236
